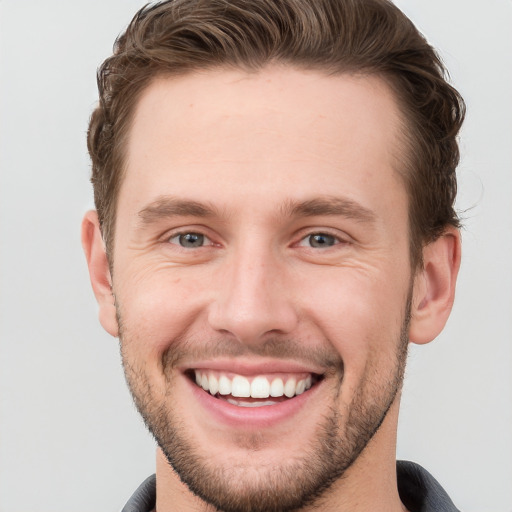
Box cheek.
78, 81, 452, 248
115, 268, 209, 359
296, 268, 408, 370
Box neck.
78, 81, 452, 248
155, 398, 407, 512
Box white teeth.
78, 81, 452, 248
208, 374, 219, 395
193, 370, 316, 400
218, 375, 232, 395
251, 376, 270, 398
284, 377, 297, 398
227, 398, 279, 407
270, 378, 284, 397
231, 375, 251, 397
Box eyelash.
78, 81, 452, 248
167, 231, 215, 249
165, 230, 348, 250
296, 232, 346, 249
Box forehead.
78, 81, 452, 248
121, 66, 406, 224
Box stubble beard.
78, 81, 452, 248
119, 300, 411, 512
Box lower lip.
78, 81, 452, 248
184, 374, 323, 429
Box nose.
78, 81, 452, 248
207, 242, 299, 345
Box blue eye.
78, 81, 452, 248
301, 233, 338, 248
169, 232, 208, 248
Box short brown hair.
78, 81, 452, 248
87, 0, 465, 268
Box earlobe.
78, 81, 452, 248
409, 227, 461, 345
81, 210, 119, 337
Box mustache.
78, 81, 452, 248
162, 335, 344, 372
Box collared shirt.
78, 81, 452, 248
121, 460, 460, 512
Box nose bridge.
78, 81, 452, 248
208, 236, 297, 343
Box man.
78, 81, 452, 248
81, 0, 464, 510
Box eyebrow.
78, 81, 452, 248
138, 196, 220, 225
282, 196, 377, 224
137, 194, 376, 225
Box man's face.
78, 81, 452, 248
112, 67, 413, 511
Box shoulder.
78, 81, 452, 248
121, 474, 156, 512
397, 460, 460, 512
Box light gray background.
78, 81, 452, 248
0, 1, 511, 511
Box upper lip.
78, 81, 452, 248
180, 358, 325, 376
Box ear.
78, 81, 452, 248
409, 227, 461, 345
81, 210, 119, 337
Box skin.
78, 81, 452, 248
82, 66, 461, 511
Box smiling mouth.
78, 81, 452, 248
187, 369, 323, 407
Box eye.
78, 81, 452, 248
168, 232, 212, 248
298, 233, 339, 248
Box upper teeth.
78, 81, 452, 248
194, 370, 313, 399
